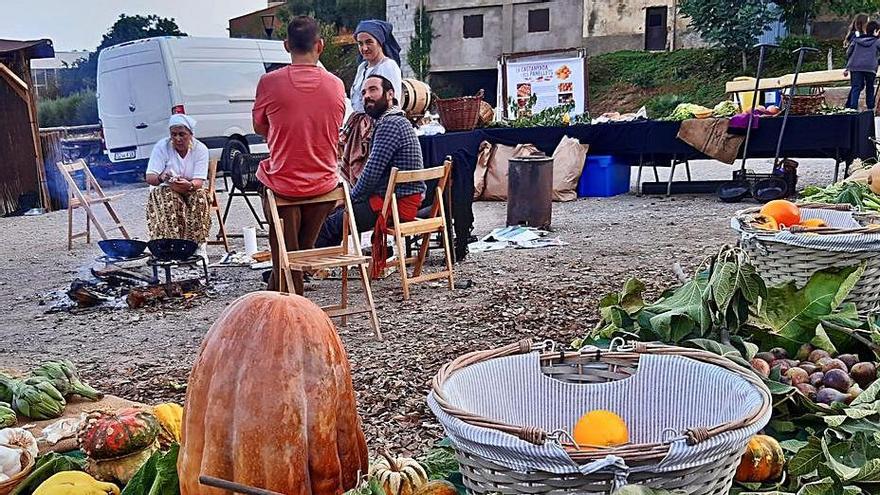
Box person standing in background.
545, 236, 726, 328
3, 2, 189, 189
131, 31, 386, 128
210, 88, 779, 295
844, 20, 880, 112
844, 13, 871, 108
252, 15, 346, 294
339, 19, 403, 185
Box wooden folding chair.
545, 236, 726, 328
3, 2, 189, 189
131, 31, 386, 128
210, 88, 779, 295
381, 159, 454, 300
265, 183, 381, 339
206, 159, 230, 252
57, 159, 129, 250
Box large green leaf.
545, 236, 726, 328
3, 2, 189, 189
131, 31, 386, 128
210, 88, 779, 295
796, 478, 839, 495
788, 437, 825, 477
821, 432, 880, 483
619, 278, 646, 314
645, 273, 711, 338
757, 266, 865, 354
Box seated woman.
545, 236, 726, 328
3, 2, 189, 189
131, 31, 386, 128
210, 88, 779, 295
145, 115, 211, 246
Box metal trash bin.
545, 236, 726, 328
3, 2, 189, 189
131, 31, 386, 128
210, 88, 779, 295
507, 153, 553, 229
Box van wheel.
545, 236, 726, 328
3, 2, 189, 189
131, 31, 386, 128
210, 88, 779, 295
220, 139, 249, 173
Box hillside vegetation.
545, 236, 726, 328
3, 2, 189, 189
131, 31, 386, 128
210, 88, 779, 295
588, 38, 848, 118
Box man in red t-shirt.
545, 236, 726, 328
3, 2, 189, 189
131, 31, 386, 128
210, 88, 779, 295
253, 15, 346, 294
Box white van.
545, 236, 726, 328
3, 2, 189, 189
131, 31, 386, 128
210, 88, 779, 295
97, 36, 350, 173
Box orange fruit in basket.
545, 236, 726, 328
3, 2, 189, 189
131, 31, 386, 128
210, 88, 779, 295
760, 200, 801, 228
572, 410, 629, 447
800, 218, 827, 228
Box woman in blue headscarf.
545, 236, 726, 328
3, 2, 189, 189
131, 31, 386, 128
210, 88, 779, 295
340, 19, 403, 184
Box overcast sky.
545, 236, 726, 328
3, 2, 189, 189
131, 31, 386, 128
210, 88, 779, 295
1, 0, 269, 52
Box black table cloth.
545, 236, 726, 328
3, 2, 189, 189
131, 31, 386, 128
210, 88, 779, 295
420, 112, 876, 260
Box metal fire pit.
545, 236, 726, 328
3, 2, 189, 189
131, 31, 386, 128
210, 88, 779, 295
506, 154, 554, 230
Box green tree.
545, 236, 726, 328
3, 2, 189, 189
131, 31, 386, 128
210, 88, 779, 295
283, 0, 385, 29
679, 0, 777, 69
72, 14, 186, 90
407, 6, 432, 80
772, 0, 880, 34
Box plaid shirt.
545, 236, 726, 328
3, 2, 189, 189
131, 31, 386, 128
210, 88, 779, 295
350, 107, 425, 202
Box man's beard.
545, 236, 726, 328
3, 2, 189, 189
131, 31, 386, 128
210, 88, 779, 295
364, 97, 388, 119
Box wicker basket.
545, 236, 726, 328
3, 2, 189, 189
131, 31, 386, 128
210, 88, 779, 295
430, 340, 771, 495
781, 89, 825, 115
435, 90, 484, 132
0, 445, 35, 495
734, 203, 880, 314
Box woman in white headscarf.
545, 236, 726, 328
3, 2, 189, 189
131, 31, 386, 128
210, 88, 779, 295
145, 114, 212, 243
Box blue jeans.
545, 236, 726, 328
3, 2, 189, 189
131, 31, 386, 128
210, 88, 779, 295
847, 71, 876, 110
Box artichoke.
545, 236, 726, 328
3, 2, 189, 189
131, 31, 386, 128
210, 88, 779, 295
58, 360, 104, 400
23, 377, 66, 403
30, 362, 72, 396
0, 402, 15, 428
11, 380, 65, 420
0, 374, 13, 402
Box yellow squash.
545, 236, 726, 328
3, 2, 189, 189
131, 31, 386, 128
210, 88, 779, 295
152, 402, 183, 447
34, 471, 120, 495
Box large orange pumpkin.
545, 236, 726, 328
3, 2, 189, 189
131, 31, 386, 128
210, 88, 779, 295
177, 291, 368, 495
734, 434, 785, 483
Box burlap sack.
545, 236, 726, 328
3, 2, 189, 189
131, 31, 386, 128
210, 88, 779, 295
481, 143, 540, 201
552, 136, 589, 202
473, 141, 493, 200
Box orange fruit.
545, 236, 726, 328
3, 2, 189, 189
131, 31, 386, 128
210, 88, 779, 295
572, 410, 629, 447
800, 218, 827, 228
760, 200, 801, 228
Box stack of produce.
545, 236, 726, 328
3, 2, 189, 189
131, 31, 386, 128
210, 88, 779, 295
800, 180, 880, 212
748, 199, 834, 231
0, 360, 103, 421
749, 346, 877, 406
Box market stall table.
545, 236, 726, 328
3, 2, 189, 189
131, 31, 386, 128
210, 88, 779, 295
420, 112, 876, 258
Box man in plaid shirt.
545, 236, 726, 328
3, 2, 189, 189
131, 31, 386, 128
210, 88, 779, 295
316, 75, 425, 260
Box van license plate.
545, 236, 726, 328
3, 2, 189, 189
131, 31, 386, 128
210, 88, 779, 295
114, 151, 136, 160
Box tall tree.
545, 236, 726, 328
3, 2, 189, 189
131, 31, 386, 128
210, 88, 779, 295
772, 0, 880, 34
72, 14, 186, 90
407, 6, 432, 80
679, 0, 777, 69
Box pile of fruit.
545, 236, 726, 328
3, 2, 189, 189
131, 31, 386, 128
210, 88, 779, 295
750, 345, 877, 406
749, 199, 829, 231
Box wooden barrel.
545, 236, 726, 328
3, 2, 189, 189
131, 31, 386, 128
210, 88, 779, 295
401, 79, 432, 118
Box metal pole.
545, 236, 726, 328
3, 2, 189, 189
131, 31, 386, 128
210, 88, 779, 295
739, 43, 778, 174
773, 47, 820, 166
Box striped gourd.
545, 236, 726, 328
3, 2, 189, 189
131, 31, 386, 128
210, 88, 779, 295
369, 451, 428, 495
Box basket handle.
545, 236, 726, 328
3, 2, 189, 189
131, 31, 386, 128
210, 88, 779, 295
431, 341, 771, 447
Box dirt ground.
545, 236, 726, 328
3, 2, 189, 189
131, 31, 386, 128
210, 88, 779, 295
0, 157, 844, 455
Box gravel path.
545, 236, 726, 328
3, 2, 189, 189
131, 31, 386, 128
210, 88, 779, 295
0, 157, 842, 455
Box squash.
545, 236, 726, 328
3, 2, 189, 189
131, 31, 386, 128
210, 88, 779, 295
734, 434, 785, 482
152, 402, 183, 448
178, 291, 368, 495
34, 471, 120, 495
868, 163, 880, 195
370, 451, 428, 495
753, 215, 779, 231
78, 408, 159, 459
413, 480, 458, 495
760, 200, 801, 228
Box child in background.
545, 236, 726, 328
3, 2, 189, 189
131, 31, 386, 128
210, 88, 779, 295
845, 13, 870, 49
844, 20, 880, 111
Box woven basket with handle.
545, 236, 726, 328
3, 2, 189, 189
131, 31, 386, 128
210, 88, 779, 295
781, 89, 825, 115
734, 203, 880, 314
430, 339, 771, 495
435, 90, 484, 132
